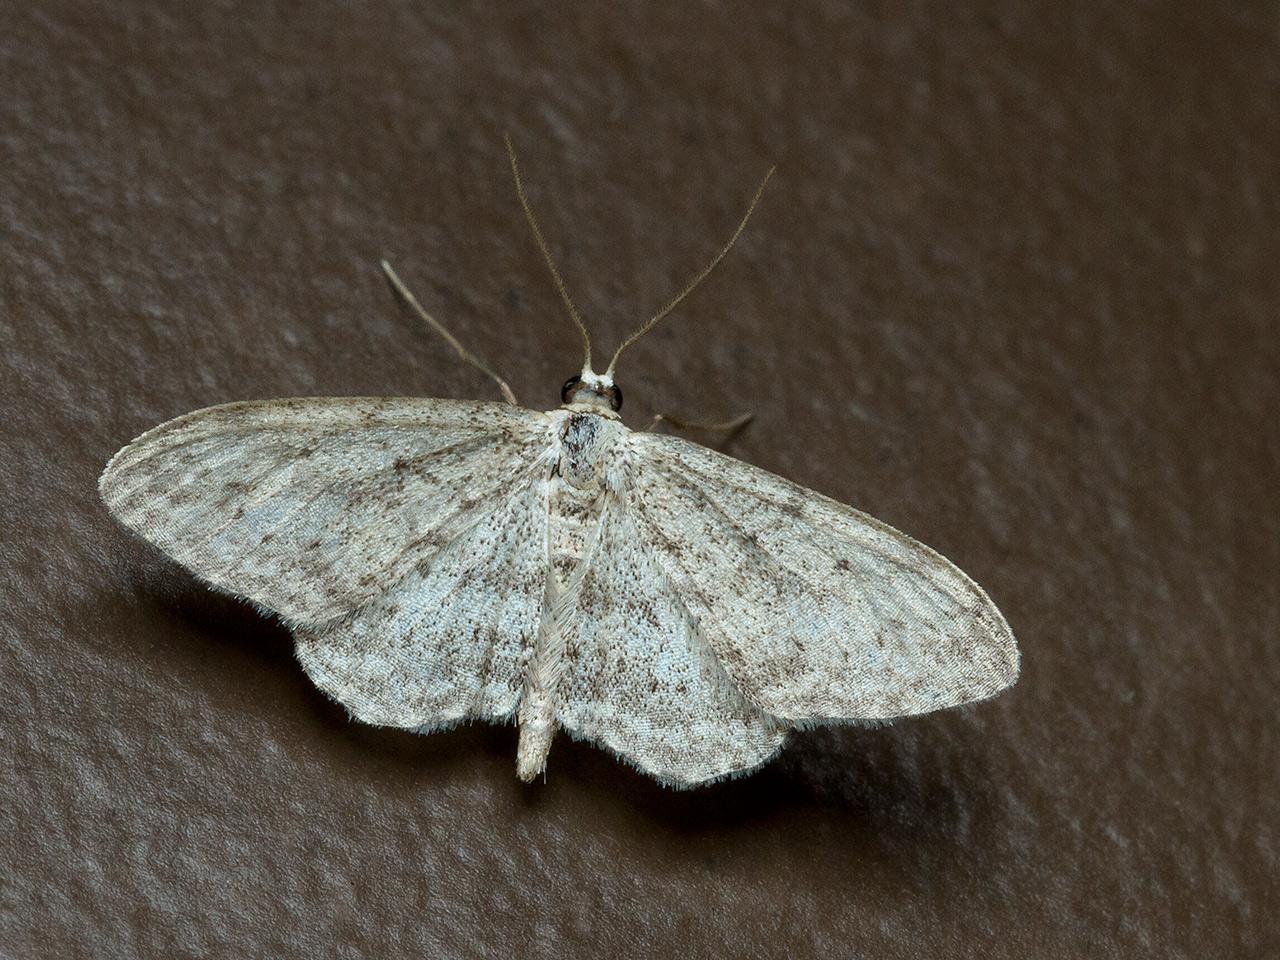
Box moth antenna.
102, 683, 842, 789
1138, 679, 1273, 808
380, 259, 519, 407
505, 133, 594, 376
605, 165, 775, 378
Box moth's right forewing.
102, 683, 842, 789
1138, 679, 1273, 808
622, 432, 1019, 722
99, 397, 555, 625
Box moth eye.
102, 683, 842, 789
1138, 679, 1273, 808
607, 384, 623, 411
560, 376, 582, 404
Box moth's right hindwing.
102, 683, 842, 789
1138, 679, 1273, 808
621, 431, 1020, 723
554, 494, 785, 785
99, 397, 554, 626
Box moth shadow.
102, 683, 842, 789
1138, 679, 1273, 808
158, 579, 298, 668
131, 570, 1001, 847
149, 575, 517, 776
570, 721, 1002, 850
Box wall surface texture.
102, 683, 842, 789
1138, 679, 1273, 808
2, 3, 1276, 958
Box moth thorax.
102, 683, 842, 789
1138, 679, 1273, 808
558, 414, 616, 489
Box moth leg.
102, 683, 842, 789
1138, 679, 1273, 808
645, 410, 754, 442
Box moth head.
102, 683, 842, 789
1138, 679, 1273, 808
561, 370, 623, 414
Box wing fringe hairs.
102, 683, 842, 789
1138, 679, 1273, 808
101, 396, 1018, 788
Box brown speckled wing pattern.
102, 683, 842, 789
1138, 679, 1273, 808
100, 397, 555, 626
555, 490, 786, 785
624, 432, 1019, 724
100, 397, 1018, 786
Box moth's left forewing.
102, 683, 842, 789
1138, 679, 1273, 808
100, 397, 556, 626
618, 430, 1019, 723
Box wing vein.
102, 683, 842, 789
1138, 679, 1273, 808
668, 449, 948, 588
640, 456, 870, 636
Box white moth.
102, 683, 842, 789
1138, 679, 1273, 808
100, 139, 1019, 788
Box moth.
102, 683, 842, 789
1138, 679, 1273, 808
100, 139, 1019, 788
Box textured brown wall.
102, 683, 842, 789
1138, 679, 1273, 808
2, 3, 1276, 958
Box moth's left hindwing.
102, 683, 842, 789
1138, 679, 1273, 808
294, 468, 552, 730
